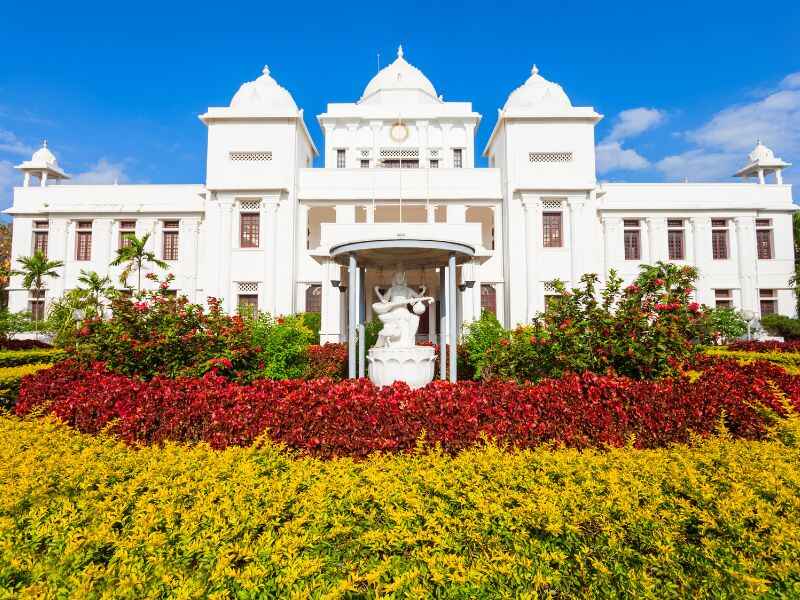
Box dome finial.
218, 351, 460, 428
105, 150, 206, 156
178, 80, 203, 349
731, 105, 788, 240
42, 139, 48, 148
262, 65, 270, 76
397, 44, 404, 59
531, 64, 539, 75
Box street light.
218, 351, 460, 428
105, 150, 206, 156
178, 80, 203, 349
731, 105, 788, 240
741, 309, 756, 341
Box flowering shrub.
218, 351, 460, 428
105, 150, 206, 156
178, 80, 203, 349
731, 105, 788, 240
70, 276, 258, 379
3, 416, 800, 598
465, 262, 713, 382
16, 359, 799, 457
305, 343, 348, 379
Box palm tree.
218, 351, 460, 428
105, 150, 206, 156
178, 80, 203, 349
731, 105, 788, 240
110, 233, 168, 292
77, 269, 113, 316
13, 250, 64, 332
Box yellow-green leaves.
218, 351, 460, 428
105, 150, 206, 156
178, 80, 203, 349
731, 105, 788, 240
1, 416, 800, 598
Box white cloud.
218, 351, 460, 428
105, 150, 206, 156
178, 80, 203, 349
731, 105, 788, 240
606, 107, 665, 142
655, 149, 741, 181
595, 106, 665, 174
0, 128, 33, 156
686, 89, 800, 154
596, 141, 650, 173
780, 71, 800, 90
657, 73, 800, 182
70, 159, 130, 185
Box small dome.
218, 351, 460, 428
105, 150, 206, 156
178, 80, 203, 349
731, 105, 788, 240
503, 65, 572, 112
31, 140, 58, 166
230, 65, 298, 113
360, 45, 438, 102
748, 140, 776, 163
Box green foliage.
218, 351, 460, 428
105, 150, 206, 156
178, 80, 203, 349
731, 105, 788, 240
250, 313, 315, 380
461, 310, 507, 379
761, 313, 800, 340
704, 307, 748, 343
109, 233, 168, 291
0, 309, 33, 341
2, 415, 800, 597
0, 348, 65, 368
297, 311, 321, 344
475, 262, 712, 381
12, 250, 64, 294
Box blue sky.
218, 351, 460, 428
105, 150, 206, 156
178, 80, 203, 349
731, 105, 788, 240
1, 0, 799, 211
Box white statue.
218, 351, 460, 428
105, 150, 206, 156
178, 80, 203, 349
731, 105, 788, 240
367, 269, 436, 389
372, 271, 433, 348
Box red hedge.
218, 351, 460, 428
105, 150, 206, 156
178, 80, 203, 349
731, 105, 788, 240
727, 340, 800, 353
16, 359, 800, 458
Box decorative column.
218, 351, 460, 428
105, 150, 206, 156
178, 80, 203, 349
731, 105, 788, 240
522, 196, 541, 320
601, 217, 621, 278
692, 217, 711, 305
735, 216, 757, 314
568, 198, 585, 284
218, 198, 234, 312
267, 201, 280, 314
180, 218, 201, 302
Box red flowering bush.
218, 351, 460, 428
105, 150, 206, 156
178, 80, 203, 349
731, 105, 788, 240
69, 276, 258, 379
16, 359, 799, 458
466, 262, 713, 382
305, 343, 348, 379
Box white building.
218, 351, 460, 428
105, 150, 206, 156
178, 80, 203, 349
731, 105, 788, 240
5, 47, 796, 344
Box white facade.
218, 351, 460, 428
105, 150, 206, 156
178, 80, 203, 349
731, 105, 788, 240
5, 48, 796, 341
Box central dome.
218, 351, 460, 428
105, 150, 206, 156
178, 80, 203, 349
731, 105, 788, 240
359, 46, 439, 104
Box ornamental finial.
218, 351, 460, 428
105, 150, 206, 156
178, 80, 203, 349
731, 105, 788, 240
262, 65, 270, 76
531, 64, 539, 75
397, 44, 404, 59
42, 139, 48, 148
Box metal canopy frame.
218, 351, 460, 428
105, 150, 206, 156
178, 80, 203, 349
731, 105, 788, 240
331, 238, 475, 384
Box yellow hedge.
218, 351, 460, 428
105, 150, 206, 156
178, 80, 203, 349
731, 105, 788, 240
0, 363, 51, 408
706, 348, 800, 374
1, 416, 800, 598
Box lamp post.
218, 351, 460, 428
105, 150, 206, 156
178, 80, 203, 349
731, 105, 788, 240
742, 309, 755, 341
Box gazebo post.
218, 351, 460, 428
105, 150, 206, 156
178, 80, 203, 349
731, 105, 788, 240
358, 267, 366, 378
439, 266, 447, 380
448, 253, 458, 382
348, 253, 357, 378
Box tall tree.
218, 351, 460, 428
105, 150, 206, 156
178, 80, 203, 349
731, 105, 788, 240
110, 233, 168, 292
13, 250, 65, 332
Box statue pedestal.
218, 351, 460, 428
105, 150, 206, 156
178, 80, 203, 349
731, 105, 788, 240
368, 346, 436, 389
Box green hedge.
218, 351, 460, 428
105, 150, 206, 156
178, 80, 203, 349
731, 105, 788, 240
2, 416, 800, 597
0, 348, 65, 368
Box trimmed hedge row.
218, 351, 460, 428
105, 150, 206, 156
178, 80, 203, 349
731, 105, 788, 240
0, 364, 51, 409
0, 348, 65, 368
15, 359, 800, 457
2, 416, 800, 598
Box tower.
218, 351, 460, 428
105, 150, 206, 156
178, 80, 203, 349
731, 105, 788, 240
15, 141, 69, 187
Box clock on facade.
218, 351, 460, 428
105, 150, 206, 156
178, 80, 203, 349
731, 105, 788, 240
390, 121, 409, 142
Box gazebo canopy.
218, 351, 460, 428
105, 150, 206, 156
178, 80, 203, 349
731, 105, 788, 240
329, 239, 475, 269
